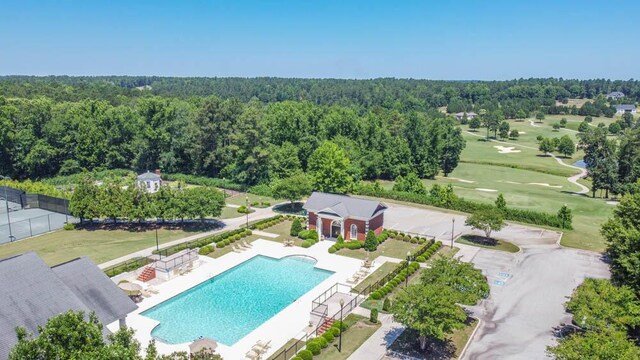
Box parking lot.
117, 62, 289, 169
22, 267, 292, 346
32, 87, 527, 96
382, 203, 610, 360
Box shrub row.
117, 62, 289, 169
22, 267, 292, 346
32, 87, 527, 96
355, 184, 571, 229
250, 215, 286, 230
236, 205, 253, 214
328, 240, 364, 253
415, 241, 442, 263
385, 229, 430, 244
298, 229, 320, 248
369, 262, 420, 300
293, 320, 351, 360
156, 227, 253, 257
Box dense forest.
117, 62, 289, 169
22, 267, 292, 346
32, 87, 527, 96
0, 77, 639, 189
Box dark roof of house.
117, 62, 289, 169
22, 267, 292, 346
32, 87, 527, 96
137, 171, 161, 181
607, 91, 625, 97
303, 192, 387, 219
0, 252, 136, 360
615, 104, 636, 111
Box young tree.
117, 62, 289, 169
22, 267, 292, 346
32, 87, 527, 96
271, 172, 313, 207
515, 109, 528, 120
552, 123, 561, 131
557, 136, 576, 158
535, 111, 545, 123
601, 193, 640, 293
547, 329, 640, 360
307, 141, 353, 193
557, 204, 573, 229
560, 118, 568, 128
495, 193, 507, 211
578, 121, 590, 132
181, 187, 225, 223
69, 177, 101, 222
465, 209, 505, 239
498, 121, 510, 140
468, 117, 481, 131
393, 172, 427, 194
538, 137, 555, 155
290, 218, 303, 236
364, 230, 378, 251
420, 257, 490, 305
392, 284, 467, 351
584, 115, 593, 123
509, 129, 520, 139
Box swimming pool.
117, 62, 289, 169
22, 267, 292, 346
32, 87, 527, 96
142, 255, 334, 345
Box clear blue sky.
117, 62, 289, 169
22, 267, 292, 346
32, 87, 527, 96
1, 0, 638, 79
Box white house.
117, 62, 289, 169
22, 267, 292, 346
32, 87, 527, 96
455, 112, 477, 121
137, 170, 162, 193
615, 104, 637, 115
607, 91, 625, 100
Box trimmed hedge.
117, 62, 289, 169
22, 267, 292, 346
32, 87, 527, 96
369, 261, 420, 300
354, 183, 572, 229
298, 350, 313, 360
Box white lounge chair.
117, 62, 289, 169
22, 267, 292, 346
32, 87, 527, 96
254, 340, 271, 351
245, 350, 260, 360
242, 240, 253, 248
232, 245, 244, 253
346, 274, 360, 284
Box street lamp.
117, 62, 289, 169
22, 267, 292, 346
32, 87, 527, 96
405, 251, 411, 287
338, 298, 344, 352
0, 176, 13, 242
245, 195, 249, 229
155, 227, 160, 260
451, 218, 455, 248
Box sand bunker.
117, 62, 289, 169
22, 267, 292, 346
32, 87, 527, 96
606, 201, 619, 206
518, 131, 527, 134
528, 182, 562, 188
450, 177, 475, 183
493, 145, 521, 154
502, 181, 521, 184
475, 188, 498, 192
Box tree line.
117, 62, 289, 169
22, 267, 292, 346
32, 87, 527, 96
69, 178, 224, 223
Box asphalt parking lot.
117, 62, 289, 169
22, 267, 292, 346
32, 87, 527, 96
382, 203, 610, 360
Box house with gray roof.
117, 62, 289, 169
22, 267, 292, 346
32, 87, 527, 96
615, 104, 636, 114
137, 170, 162, 193
607, 91, 625, 100
303, 192, 387, 241
454, 112, 477, 121
0, 252, 136, 359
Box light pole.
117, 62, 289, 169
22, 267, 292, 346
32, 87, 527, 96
245, 195, 249, 229
338, 298, 344, 352
405, 251, 411, 287
155, 227, 160, 260
0, 176, 13, 242
451, 218, 455, 248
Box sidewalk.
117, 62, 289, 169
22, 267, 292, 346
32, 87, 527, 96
98, 207, 276, 269
347, 313, 405, 360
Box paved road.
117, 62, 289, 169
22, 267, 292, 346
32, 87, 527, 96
380, 204, 610, 360
99, 206, 277, 268
462, 247, 609, 360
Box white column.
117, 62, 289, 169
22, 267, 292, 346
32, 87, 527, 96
365, 220, 370, 234
316, 216, 322, 238
340, 219, 344, 239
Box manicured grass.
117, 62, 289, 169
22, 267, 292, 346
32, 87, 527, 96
457, 235, 520, 253
219, 206, 244, 219
314, 314, 381, 360
225, 193, 280, 207
336, 239, 420, 260
353, 262, 399, 293
0, 225, 204, 265
424, 245, 460, 264
389, 317, 478, 359
360, 267, 424, 313
266, 338, 306, 360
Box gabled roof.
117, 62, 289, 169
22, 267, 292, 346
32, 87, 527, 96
607, 91, 625, 97
0, 253, 136, 359
615, 104, 636, 111
454, 112, 477, 116
303, 192, 387, 220
137, 171, 161, 181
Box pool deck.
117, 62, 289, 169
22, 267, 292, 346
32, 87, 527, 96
108, 239, 376, 359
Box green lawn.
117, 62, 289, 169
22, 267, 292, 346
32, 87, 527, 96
0, 226, 203, 265
219, 206, 244, 219
457, 235, 520, 253
225, 192, 281, 207
314, 314, 381, 360
337, 239, 420, 261
353, 262, 399, 293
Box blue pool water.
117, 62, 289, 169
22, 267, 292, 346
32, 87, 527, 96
142, 255, 333, 345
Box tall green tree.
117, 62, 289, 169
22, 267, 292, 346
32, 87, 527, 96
392, 284, 467, 351
547, 329, 640, 360
557, 135, 576, 158
465, 209, 505, 239
307, 141, 353, 193
271, 172, 313, 206
420, 257, 490, 305
601, 192, 640, 293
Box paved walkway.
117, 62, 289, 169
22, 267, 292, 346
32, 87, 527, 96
99, 207, 277, 268
347, 313, 405, 360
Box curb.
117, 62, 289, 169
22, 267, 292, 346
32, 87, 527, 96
458, 316, 482, 360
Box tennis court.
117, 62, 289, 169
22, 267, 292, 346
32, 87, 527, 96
0, 200, 77, 244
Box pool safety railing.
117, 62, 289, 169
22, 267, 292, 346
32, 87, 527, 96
154, 249, 199, 272
311, 282, 352, 312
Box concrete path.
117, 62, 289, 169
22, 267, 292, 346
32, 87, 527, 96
99, 207, 277, 268
347, 313, 405, 360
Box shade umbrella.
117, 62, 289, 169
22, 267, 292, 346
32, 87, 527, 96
190, 337, 218, 354
118, 282, 142, 296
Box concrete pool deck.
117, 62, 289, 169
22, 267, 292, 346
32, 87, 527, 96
108, 239, 376, 359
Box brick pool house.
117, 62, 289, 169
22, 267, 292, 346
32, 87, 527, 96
303, 192, 387, 241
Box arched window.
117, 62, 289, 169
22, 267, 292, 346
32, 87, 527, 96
350, 224, 358, 239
